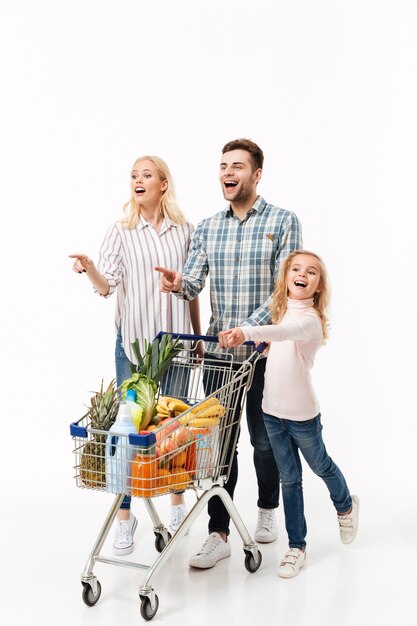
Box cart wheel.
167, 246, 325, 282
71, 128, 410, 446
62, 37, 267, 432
244, 550, 262, 573
82, 580, 102, 606
154, 531, 172, 553
140, 594, 159, 621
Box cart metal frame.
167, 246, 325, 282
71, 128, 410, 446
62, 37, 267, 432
70, 333, 265, 621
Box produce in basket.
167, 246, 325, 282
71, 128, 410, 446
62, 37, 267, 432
121, 334, 184, 431
130, 333, 184, 384
80, 379, 119, 487
156, 395, 191, 419
120, 373, 157, 432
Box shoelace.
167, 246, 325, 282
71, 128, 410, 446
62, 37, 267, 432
171, 507, 186, 527
116, 521, 131, 543
171, 512, 182, 526
257, 509, 275, 530
198, 535, 221, 555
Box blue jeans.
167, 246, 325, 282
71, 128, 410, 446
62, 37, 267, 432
205, 356, 280, 536
263, 412, 352, 549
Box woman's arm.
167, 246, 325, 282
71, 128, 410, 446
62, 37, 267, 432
69, 254, 110, 295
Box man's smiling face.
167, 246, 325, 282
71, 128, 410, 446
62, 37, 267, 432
219, 149, 261, 205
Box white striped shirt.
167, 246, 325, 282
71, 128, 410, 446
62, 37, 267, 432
97, 215, 194, 364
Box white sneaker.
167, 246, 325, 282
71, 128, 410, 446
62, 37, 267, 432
113, 514, 137, 556
255, 508, 278, 543
188, 532, 231, 569
169, 504, 189, 536
338, 495, 360, 544
278, 548, 306, 578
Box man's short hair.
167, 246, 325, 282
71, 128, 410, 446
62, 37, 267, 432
222, 138, 264, 171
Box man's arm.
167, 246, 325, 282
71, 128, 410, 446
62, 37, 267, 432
156, 223, 209, 300
243, 211, 303, 326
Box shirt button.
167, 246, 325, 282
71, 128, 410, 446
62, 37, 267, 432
235, 255, 239, 261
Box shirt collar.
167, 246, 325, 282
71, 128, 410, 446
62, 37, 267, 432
137, 213, 178, 232
287, 297, 315, 310
224, 195, 267, 218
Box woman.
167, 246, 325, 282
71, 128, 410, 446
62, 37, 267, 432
70, 155, 201, 555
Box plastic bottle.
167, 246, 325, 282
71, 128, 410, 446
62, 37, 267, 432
105, 401, 138, 494
190, 424, 220, 479
125, 389, 143, 432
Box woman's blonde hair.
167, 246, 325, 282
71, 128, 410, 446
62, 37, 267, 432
270, 250, 330, 343
122, 155, 186, 229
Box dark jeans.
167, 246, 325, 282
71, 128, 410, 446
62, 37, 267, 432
205, 355, 280, 535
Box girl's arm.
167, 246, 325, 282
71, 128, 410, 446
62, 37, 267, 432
69, 254, 110, 295
223, 313, 322, 347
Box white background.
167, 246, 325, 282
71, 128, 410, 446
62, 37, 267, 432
1, 1, 416, 625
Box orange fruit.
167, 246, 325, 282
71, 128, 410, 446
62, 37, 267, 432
169, 467, 191, 490
169, 450, 187, 468
154, 469, 171, 494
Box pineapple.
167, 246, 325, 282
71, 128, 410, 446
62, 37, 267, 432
80, 379, 119, 487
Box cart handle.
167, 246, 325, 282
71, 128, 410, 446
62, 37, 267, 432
155, 332, 267, 353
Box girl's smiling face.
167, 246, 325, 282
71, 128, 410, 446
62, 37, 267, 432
287, 254, 322, 300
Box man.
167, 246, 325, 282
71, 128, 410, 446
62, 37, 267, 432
156, 138, 302, 568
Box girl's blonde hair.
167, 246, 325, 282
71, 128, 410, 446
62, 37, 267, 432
270, 250, 330, 343
122, 155, 186, 229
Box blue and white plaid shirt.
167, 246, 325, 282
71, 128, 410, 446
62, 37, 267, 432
178, 196, 303, 359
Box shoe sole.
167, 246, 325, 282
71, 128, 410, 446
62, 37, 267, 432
113, 517, 138, 556
255, 533, 278, 543
189, 550, 231, 569
170, 526, 190, 536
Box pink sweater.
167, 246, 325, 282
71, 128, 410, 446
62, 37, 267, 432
241, 298, 322, 421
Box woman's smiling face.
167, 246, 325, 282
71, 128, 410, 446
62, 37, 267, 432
130, 159, 167, 207
287, 254, 322, 300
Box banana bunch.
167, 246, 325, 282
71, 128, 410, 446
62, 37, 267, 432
156, 395, 191, 420
187, 397, 225, 428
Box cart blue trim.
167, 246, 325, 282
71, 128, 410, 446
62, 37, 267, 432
70, 423, 88, 438
155, 332, 267, 353
129, 432, 156, 446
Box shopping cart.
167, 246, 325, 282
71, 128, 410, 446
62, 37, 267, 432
70, 333, 265, 621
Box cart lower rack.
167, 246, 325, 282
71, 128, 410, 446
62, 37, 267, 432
70, 333, 264, 621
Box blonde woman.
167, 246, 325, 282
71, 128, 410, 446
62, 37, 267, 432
223, 251, 359, 579
70, 155, 201, 555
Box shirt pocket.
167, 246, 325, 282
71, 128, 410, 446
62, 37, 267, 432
250, 233, 276, 264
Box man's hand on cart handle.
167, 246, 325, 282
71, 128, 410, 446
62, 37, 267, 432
218, 328, 246, 348
155, 266, 182, 293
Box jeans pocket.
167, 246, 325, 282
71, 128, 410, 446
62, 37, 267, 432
299, 417, 317, 427
298, 413, 322, 434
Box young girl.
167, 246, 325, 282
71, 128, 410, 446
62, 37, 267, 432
70, 155, 202, 555
223, 250, 359, 578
